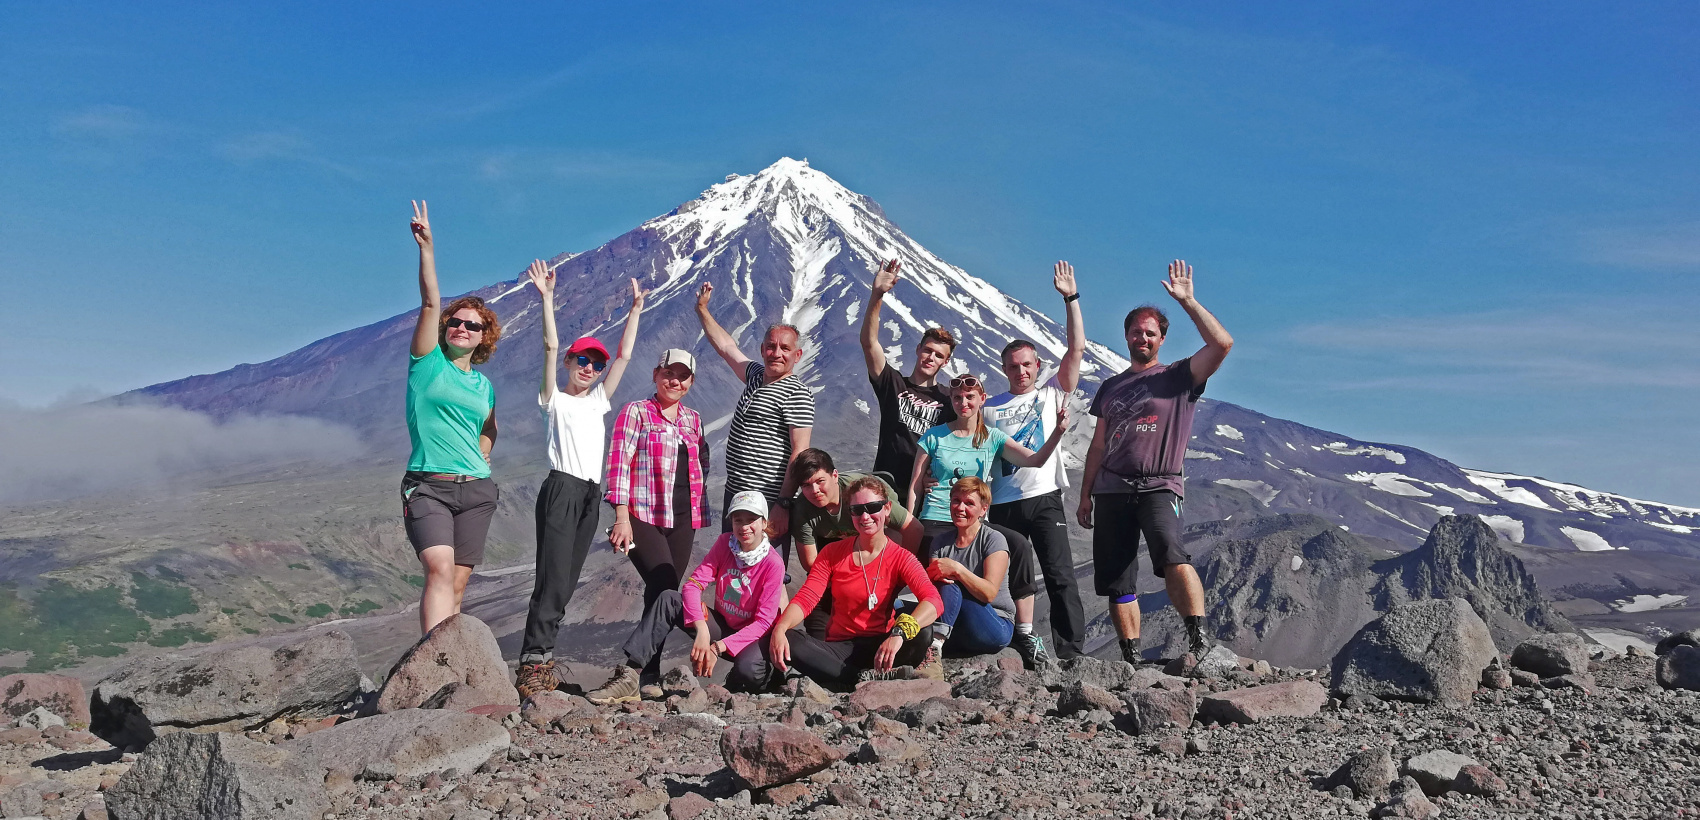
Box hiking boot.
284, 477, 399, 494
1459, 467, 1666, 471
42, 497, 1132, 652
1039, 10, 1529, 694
1011, 632, 1052, 671
856, 665, 918, 683
1186, 623, 1212, 659
586, 665, 642, 705
916, 646, 946, 681
1120, 638, 1144, 668
515, 660, 559, 702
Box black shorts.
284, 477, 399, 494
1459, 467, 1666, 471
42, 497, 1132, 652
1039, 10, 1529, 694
1091, 490, 1190, 597
402, 472, 499, 566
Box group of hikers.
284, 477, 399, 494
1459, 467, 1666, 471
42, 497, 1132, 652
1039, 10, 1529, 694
398, 200, 1234, 703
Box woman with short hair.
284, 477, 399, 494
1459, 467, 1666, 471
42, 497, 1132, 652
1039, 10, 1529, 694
915, 477, 1016, 657
769, 478, 943, 689
402, 200, 503, 636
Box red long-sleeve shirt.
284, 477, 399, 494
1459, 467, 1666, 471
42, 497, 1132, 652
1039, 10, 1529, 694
790, 537, 943, 642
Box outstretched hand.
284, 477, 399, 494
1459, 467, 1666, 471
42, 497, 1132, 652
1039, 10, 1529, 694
1162, 259, 1194, 303
526, 260, 554, 298
411, 200, 432, 248
1053, 261, 1077, 298
696, 282, 713, 310
873, 260, 902, 295
631, 278, 647, 307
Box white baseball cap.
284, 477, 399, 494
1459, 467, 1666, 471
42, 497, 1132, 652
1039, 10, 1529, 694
657, 349, 696, 373
726, 491, 768, 519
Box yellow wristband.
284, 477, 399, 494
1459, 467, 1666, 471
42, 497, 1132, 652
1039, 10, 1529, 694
892, 613, 920, 641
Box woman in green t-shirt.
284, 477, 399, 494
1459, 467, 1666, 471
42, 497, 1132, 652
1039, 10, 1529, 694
402, 200, 504, 636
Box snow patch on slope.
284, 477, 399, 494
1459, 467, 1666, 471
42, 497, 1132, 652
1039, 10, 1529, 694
1345, 472, 1433, 498
1560, 526, 1615, 552
1479, 515, 1526, 543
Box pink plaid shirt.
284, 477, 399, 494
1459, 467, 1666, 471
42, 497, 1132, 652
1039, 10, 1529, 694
604, 397, 709, 529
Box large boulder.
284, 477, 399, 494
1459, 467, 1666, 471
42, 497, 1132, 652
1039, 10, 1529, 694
1197, 681, 1327, 724
90, 631, 365, 749
720, 723, 840, 789
283, 708, 510, 780
952, 670, 1040, 702
1331, 599, 1497, 706
1041, 656, 1138, 692
1509, 633, 1590, 678
1656, 645, 1700, 691
376, 614, 517, 713
104, 731, 329, 820
1401, 750, 1480, 796
1, 673, 89, 729
1656, 629, 1700, 656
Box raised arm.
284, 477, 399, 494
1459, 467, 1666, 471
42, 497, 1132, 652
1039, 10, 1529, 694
999, 404, 1070, 468
527, 260, 558, 402
409, 200, 440, 358
860, 260, 900, 378
1076, 419, 1108, 528
1163, 260, 1233, 386
694, 282, 751, 375
1053, 261, 1086, 392
601, 278, 647, 395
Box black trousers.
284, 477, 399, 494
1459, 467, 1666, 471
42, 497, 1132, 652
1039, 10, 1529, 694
520, 472, 601, 663
990, 490, 1087, 658
785, 626, 934, 691
627, 518, 697, 676
621, 589, 773, 692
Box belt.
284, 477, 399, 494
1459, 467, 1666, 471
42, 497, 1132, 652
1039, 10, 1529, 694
423, 473, 482, 483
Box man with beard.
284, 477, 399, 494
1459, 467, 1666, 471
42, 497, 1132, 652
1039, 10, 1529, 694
1077, 259, 1233, 665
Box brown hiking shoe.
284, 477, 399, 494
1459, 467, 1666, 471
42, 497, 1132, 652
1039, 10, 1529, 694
916, 645, 946, 681
587, 664, 643, 705
515, 661, 559, 701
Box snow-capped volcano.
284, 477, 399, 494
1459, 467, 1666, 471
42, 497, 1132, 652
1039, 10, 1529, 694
133, 158, 1700, 561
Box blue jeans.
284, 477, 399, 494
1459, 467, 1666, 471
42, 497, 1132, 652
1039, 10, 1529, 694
905, 582, 1014, 657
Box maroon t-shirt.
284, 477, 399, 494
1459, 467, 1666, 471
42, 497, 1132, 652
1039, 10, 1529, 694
1088, 357, 1205, 497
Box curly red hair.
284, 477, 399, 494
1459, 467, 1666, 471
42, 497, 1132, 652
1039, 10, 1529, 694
439, 297, 501, 365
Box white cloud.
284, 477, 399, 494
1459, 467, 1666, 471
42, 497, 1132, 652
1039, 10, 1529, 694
50, 104, 149, 140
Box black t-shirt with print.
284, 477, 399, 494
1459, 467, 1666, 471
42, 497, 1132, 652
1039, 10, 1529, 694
869, 365, 956, 498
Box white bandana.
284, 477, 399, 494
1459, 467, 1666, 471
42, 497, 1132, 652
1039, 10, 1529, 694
732, 536, 772, 568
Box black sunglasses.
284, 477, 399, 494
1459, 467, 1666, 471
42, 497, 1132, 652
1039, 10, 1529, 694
847, 499, 889, 517
445, 317, 486, 332
573, 355, 607, 372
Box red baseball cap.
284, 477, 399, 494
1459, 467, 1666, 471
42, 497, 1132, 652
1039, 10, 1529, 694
565, 337, 609, 359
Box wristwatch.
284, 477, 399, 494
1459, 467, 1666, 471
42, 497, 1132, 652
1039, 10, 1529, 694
776, 498, 794, 510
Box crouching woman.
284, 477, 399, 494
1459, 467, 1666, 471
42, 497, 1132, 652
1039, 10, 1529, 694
589, 491, 784, 702
769, 478, 942, 689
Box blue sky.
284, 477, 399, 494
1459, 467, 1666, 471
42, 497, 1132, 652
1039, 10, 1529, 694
2, 2, 1696, 504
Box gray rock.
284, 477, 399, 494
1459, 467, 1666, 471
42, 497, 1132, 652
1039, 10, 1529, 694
283, 708, 510, 780
17, 706, 64, 730
90, 630, 364, 749
1510, 633, 1590, 678
1326, 746, 1397, 799
952, 670, 1039, 702
1656, 645, 1700, 691
1331, 598, 1498, 706
1192, 645, 1243, 678
1, 784, 45, 818
1042, 656, 1137, 692
104, 731, 328, 820
1371, 776, 1438, 819
1120, 688, 1197, 734
895, 698, 957, 729
1401, 749, 1478, 796
1655, 628, 1700, 656
661, 665, 702, 696
376, 614, 517, 713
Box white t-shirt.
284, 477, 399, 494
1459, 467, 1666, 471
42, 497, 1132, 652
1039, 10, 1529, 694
540, 384, 612, 483
983, 382, 1069, 505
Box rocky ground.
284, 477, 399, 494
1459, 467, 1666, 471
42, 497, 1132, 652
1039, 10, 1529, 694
5, 647, 1700, 820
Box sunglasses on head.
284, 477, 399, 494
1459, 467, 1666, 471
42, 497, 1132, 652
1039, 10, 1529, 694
573, 355, 606, 372
445, 317, 486, 332
847, 499, 889, 517
949, 375, 982, 390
